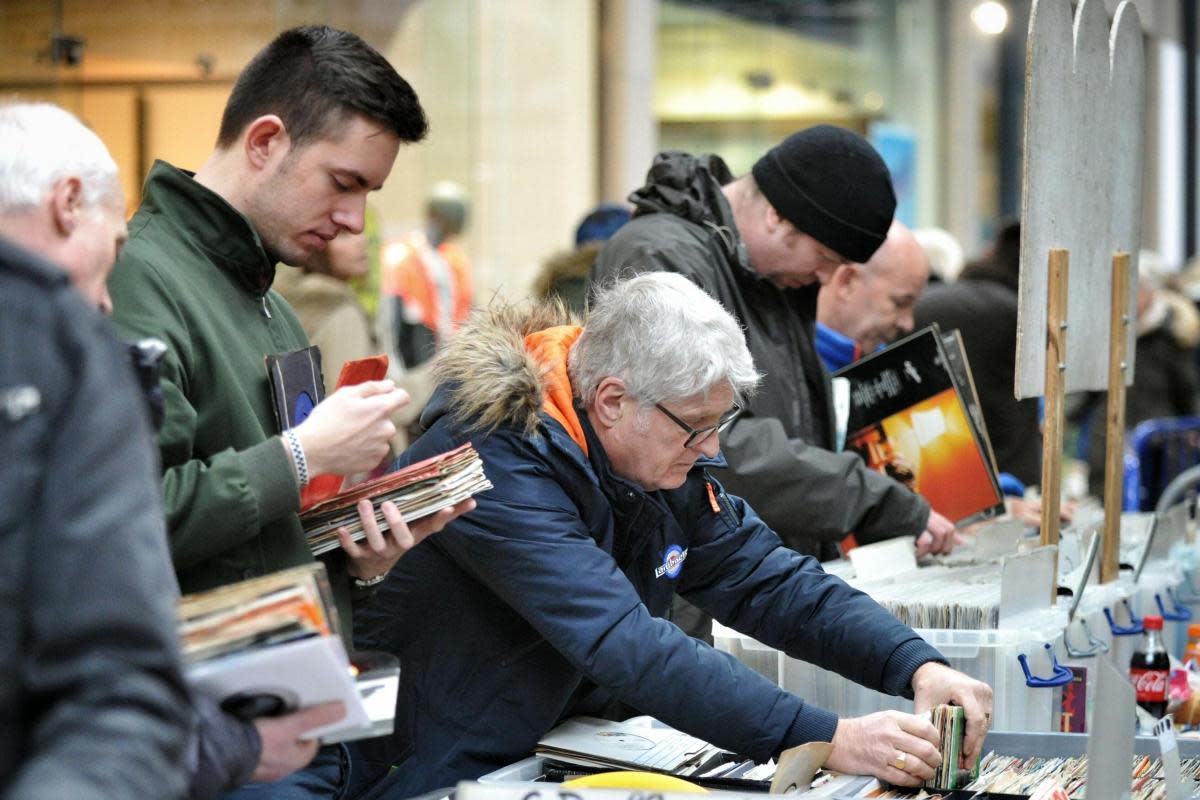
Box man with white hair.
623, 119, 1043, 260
0, 101, 191, 798
815, 221, 931, 371
345, 272, 992, 798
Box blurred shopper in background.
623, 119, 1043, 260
274, 229, 379, 397
1075, 251, 1200, 495
380, 181, 475, 446
533, 202, 631, 314
381, 181, 474, 370
913, 227, 965, 284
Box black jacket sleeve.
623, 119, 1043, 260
185, 697, 262, 800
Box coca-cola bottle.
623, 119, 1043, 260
1130, 614, 1169, 719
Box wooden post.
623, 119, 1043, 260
1101, 252, 1131, 583
1040, 249, 1069, 556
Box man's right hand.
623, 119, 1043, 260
915, 510, 962, 557
294, 381, 409, 476
824, 710, 942, 787
249, 701, 346, 783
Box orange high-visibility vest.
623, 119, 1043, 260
381, 231, 474, 338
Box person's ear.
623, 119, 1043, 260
591, 376, 628, 429
243, 115, 289, 171
49, 176, 83, 236
831, 263, 861, 296
763, 202, 785, 235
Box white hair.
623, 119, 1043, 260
913, 227, 964, 282
0, 101, 120, 213
569, 271, 761, 407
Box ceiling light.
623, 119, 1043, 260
971, 1, 1009, 36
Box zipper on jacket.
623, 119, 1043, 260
261, 296, 272, 320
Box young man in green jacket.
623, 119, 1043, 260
108, 26, 473, 798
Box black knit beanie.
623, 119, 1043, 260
751, 125, 896, 264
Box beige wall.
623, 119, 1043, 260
375, 0, 598, 299
0, 0, 599, 300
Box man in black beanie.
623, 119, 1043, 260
592, 126, 957, 638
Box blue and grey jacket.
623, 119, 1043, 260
347, 304, 945, 797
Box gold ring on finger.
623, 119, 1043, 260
890, 752, 908, 771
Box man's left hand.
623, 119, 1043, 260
915, 510, 962, 557
911, 662, 993, 768
338, 497, 476, 582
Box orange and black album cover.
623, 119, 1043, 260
835, 326, 1004, 525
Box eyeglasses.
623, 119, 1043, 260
655, 402, 742, 449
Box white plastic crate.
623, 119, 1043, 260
1133, 563, 1188, 656
780, 616, 1066, 733
715, 614, 1067, 733
1058, 580, 1132, 733
712, 621, 781, 684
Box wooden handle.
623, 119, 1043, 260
1040, 249, 1069, 553
1101, 252, 1130, 583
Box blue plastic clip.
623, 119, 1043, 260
1105, 599, 1144, 636
1157, 591, 1193, 622
1018, 643, 1074, 688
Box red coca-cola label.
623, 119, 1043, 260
1130, 668, 1168, 701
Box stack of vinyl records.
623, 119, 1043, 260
534, 716, 802, 790
178, 562, 338, 663
178, 563, 383, 742
964, 752, 1200, 800
301, 443, 492, 557
926, 704, 969, 790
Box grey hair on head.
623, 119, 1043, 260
0, 102, 121, 213
569, 271, 761, 408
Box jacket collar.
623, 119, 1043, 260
815, 321, 861, 372
140, 160, 277, 296
630, 152, 753, 273
524, 325, 588, 456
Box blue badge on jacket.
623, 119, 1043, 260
654, 544, 688, 580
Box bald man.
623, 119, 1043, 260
816, 221, 930, 371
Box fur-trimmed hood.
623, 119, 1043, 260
433, 301, 582, 441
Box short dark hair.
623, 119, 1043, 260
216, 26, 428, 149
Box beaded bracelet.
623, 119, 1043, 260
283, 429, 310, 487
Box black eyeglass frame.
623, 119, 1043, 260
654, 402, 742, 449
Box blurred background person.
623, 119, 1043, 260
913, 227, 965, 284
533, 202, 631, 314
274, 229, 378, 397
1075, 251, 1200, 496
381, 180, 474, 371
348, 206, 385, 329
380, 181, 474, 446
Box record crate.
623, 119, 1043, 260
714, 611, 1068, 733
